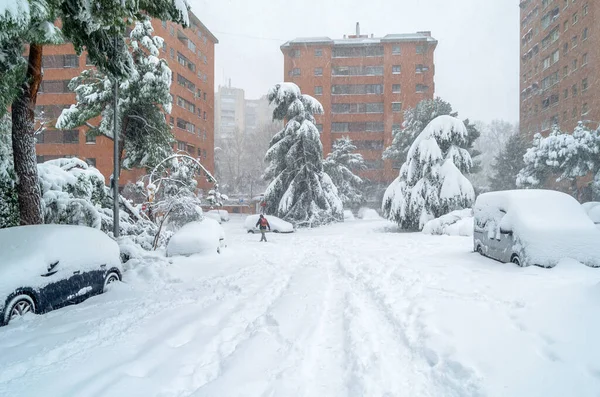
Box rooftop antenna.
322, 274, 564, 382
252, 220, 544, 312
356, 22, 360, 36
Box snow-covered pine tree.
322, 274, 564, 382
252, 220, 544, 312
57, 19, 174, 173
0, 0, 189, 225
382, 115, 475, 231
517, 123, 600, 200
264, 83, 343, 226
323, 137, 365, 207
382, 97, 481, 169
488, 132, 528, 191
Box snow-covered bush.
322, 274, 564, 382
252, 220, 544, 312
36, 157, 162, 251
422, 208, 473, 236
263, 83, 343, 227
517, 123, 600, 200
358, 208, 382, 220
0, 116, 18, 228
383, 115, 475, 231
323, 136, 365, 207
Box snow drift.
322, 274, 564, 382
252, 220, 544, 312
422, 208, 473, 236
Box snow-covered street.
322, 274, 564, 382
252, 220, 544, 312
1, 216, 599, 397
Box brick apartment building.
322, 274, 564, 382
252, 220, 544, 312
281, 24, 437, 184
520, 0, 599, 136
34, 11, 217, 190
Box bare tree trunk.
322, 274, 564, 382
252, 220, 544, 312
11, 43, 44, 225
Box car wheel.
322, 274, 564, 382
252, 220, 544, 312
511, 255, 522, 267
4, 294, 36, 325
103, 271, 121, 293
217, 247, 221, 254
476, 245, 484, 255
273, 230, 280, 234
247, 230, 255, 234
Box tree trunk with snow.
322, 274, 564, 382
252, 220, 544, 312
11, 43, 44, 225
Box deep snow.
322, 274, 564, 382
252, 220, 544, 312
0, 217, 599, 397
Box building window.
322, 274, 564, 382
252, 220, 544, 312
85, 55, 93, 66
582, 77, 588, 91
332, 46, 384, 58
85, 158, 96, 167
564, 20, 569, 31
289, 49, 300, 58
572, 35, 578, 48
169, 26, 175, 36
170, 48, 174, 59
86, 133, 96, 144
392, 84, 401, 93
203, 92, 207, 101
64, 130, 79, 144
392, 123, 401, 132
162, 20, 167, 28
332, 65, 383, 76
572, 83, 578, 96
582, 53, 588, 65
572, 58, 578, 70
364, 160, 384, 170
315, 86, 323, 96
416, 84, 429, 93
290, 68, 301, 76
583, 3, 588, 16
43, 55, 80, 69
582, 27, 588, 40
177, 141, 186, 151
573, 107, 578, 118
352, 140, 384, 150
416, 64, 429, 73
39, 80, 71, 94
573, 12, 578, 24
169, 116, 174, 126
203, 111, 207, 120
392, 65, 401, 74
331, 103, 384, 114
392, 45, 401, 55
564, 88, 569, 99
582, 103, 589, 115
416, 45, 426, 54
331, 84, 384, 95
331, 122, 384, 133
315, 48, 323, 57
314, 67, 323, 76
316, 124, 323, 133
392, 102, 402, 112
564, 65, 569, 77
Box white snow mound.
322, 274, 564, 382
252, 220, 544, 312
423, 209, 474, 236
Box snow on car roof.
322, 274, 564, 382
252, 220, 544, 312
475, 189, 595, 232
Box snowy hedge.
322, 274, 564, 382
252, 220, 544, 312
422, 209, 473, 237
383, 115, 475, 231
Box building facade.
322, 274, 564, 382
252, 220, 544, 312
520, 0, 599, 136
281, 25, 437, 184
214, 83, 245, 139
245, 96, 275, 135
35, 11, 217, 190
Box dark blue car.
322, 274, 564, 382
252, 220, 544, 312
0, 225, 123, 326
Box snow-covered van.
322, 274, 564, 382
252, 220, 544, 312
473, 190, 600, 268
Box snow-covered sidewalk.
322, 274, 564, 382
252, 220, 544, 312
1, 217, 599, 396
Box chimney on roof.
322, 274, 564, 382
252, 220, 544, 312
343, 34, 346, 39
356, 22, 360, 36
371, 33, 374, 38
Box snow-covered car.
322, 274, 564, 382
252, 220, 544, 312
473, 190, 600, 268
582, 202, 600, 225
0, 225, 123, 326
204, 211, 222, 224
423, 208, 473, 236
166, 218, 226, 256
358, 208, 382, 220
208, 209, 230, 222
244, 215, 294, 234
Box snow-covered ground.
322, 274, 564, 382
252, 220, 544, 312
1, 216, 599, 396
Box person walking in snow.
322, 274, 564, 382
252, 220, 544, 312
256, 214, 271, 242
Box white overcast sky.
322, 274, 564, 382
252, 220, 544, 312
189, 0, 520, 124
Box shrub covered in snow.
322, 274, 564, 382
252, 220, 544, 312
323, 137, 365, 207
343, 210, 355, 221
582, 202, 600, 224
422, 208, 473, 237
0, 116, 18, 228
263, 83, 343, 227
517, 123, 600, 200
383, 115, 475, 231
358, 208, 382, 220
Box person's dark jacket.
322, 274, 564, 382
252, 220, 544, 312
256, 217, 271, 231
